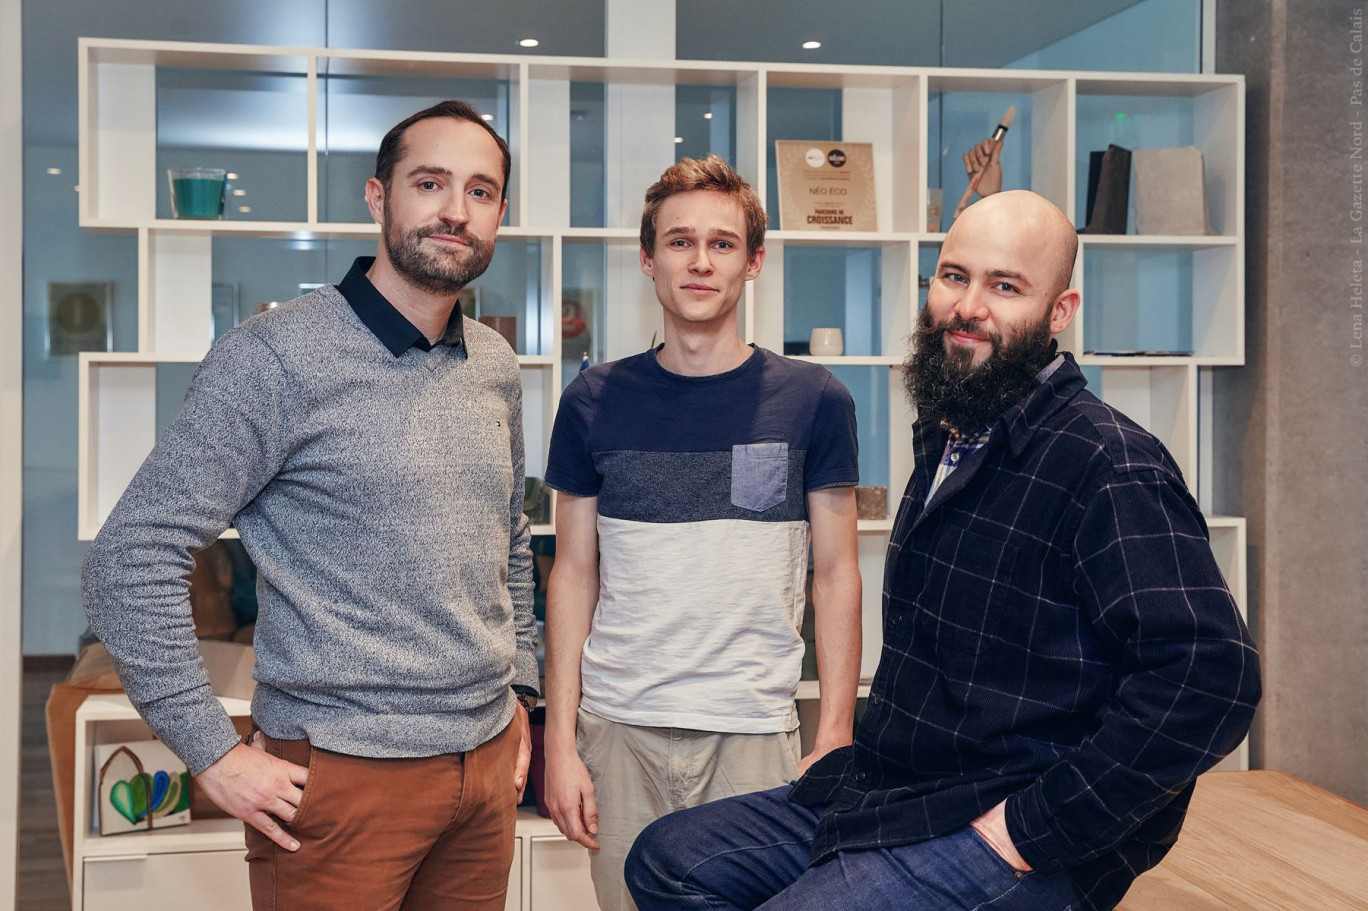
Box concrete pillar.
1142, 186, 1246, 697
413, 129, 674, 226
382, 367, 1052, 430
1215, 0, 1368, 803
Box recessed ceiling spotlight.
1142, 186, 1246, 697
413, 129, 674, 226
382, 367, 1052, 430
703, 112, 713, 120
674, 136, 684, 143
802, 40, 822, 50
46, 167, 62, 175
226, 172, 240, 180
238, 206, 252, 214
518, 38, 539, 48
481, 113, 495, 121
232, 189, 247, 197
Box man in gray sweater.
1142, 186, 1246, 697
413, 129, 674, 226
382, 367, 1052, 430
83, 100, 539, 910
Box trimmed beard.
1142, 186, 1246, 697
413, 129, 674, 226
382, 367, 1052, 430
903, 306, 1056, 435
383, 211, 495, 297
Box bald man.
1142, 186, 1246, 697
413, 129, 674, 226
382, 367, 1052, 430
624, 191, 1260, 911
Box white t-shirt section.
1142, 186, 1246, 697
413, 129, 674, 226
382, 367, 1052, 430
580, 515, 809, 733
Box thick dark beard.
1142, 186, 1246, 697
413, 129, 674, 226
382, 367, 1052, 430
383, 212, 495, 296
903, 307, 1056, 435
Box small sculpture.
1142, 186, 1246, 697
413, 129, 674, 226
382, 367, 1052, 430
952, 105, 1016, 219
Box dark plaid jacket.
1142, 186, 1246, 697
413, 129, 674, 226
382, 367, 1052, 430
791, 354, 1260, 911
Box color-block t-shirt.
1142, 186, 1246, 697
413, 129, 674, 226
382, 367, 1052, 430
545, 346, 859, 733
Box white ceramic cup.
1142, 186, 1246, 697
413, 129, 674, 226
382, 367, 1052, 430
809, 327, 844, 356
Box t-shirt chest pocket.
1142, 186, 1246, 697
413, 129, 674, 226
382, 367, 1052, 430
915, 525, 1019, 655
731, 442, 789, 512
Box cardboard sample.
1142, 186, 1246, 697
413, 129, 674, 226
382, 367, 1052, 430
94, 739, 191, 835
775, 141, 877, 231
1132, 146, 1210, 235
855, 486, 889, 520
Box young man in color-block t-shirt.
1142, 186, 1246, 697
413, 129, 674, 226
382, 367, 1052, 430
541, 155, 863, 911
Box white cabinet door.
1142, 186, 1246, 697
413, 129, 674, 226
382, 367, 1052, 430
506, 837, 522, 911
528, 837, 599, 911
83, 850, 251, 911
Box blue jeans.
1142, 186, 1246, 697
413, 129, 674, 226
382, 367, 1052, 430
625, 786, 1082, 911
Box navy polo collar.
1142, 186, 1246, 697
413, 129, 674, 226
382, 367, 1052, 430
337, 256, 466, 358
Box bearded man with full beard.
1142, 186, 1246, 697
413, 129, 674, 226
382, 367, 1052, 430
84, 101, 537, 911
625, 191, 1261, 911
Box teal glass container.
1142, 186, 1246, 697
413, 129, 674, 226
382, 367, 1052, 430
167, 167, 227, 219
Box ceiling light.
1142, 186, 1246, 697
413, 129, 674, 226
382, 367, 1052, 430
46, 167, 62, 175
703, 112, 713, 120
232, 189, 247, 197
802, 40, 822, 50
518, 38, 539, 48
674, 136, 684, 143
481, 113, 495, 121
226, 172, 240, 180
238, 206, 252, 214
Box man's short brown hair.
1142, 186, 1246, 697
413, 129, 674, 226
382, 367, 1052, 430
374, 100, 511, 201
639, 155, 767, 257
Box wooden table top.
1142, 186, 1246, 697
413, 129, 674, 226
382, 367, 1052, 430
1118, 770, 1368, 910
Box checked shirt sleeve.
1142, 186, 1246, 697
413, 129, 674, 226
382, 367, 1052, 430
1005, 468, 1261, 870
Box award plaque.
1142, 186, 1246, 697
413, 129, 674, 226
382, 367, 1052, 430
775, 141, 877, 231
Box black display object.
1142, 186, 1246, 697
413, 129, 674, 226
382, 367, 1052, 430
1081, 144, 1132, 234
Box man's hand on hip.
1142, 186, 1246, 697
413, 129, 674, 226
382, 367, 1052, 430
543, 743, 600, 850
970, 799, 1032, 873
194, 740, 309, 852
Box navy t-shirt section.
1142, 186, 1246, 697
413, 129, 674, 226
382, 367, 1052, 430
545, 346, 859, 522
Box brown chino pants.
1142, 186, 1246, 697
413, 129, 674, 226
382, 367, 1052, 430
244, 717, 520, 911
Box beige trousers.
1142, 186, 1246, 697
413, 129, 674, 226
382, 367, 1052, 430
576, 708, 800, 911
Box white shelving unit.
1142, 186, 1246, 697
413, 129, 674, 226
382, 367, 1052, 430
73, 37, 1247, 911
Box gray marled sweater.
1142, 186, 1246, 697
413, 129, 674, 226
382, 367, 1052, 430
83, 285, 537, 774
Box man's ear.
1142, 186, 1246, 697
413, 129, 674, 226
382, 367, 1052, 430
745, 246, 766, 281
1049, 287, 1082, 336
364, 177, 385, 225
639, 245, 654, 277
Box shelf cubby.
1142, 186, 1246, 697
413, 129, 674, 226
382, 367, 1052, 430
77, 353, 199, 541
524, 60, 761, 231
754, 236, 914, 359
926, 73, 1073, 232
1079, 242, 1240, 364
81, 41, 314, 226
1073, 77, 1242, 238
315, 64, 516, 225
765, 68, 923, 234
